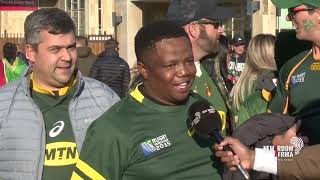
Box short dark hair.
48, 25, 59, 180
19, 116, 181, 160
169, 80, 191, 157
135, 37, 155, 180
3, 42, 17, 53
24, 8, 76, 50
76, 36, 88, 46
3, 42, 17, 60
134, 20, 189, 62
104, 38, 118, 51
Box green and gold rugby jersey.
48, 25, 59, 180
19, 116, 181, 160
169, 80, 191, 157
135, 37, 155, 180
269, 50, 320, 145
72, 85, 223, 180
192, 62, 228, 131
32, 84, 78, 180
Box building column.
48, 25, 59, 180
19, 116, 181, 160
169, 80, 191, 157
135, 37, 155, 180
87, 0, 100, 34
101, 0, 115, 35
252, 0, 276, 36
115, 0, 142, 76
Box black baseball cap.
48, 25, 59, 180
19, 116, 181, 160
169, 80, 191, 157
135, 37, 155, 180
167, 0, 236, 26
231, 36, 245, 46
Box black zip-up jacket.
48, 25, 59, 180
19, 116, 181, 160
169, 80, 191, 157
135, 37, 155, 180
89, 50, 130, 98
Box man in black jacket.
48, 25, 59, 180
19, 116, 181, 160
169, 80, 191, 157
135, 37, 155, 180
76, 36, 97, 76
89, 39, 130, 98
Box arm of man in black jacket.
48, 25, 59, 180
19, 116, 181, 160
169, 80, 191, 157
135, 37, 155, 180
122, 61, 131, 98
89, 59, 100, 79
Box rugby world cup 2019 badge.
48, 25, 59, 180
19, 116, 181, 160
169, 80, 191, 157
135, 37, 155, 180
290, 72, 306, 86
140, 134, 171, 156
263, 137, 304, 161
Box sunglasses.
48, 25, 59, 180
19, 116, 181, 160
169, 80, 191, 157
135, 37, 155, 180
286, 7, 315, 21
196, 20, 220, 29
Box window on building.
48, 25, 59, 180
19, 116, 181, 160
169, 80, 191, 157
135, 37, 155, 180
65, 0, 85, 35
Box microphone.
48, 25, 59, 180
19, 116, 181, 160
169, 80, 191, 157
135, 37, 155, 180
187, 100, 250, 180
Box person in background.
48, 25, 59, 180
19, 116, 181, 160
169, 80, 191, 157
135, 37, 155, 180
16, 42, 29, 65
89, 38, 130, 98
0, 42, 28, 87
228, 36, 246, 84
231, 34, 277, 126
75, 35, 97, 76
72, 20, 224, 180
0, 8, 119, 180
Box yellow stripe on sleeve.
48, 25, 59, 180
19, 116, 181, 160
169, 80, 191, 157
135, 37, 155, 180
262, 89, 272, 102
71, 172, 84, 180
76, 159, 106, 180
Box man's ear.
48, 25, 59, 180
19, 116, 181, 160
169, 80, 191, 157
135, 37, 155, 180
137, 61, 149, 80
25, 44, 36, 64
186, 22, 200, 39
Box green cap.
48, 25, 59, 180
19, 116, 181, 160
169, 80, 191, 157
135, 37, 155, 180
271, 0, 320, 8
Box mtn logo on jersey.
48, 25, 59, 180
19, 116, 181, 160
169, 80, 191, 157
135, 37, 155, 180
291, 72, 306, 86
49, 121, 65, 138
45, 142, 79, 166
140, 134, 171, 156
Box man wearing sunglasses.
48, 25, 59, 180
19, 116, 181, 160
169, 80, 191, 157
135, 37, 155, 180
167, 0, 236, 135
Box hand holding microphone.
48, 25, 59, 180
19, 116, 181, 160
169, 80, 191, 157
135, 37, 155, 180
187, 100, 251, 180
214, 137, 255, 172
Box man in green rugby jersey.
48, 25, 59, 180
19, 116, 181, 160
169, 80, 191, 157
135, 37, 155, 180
269, 0, 320, 145
72, 20, 224, 180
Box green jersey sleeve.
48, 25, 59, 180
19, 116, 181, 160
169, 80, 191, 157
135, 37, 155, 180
71, 116, 129, 180
236, 89, 268, 126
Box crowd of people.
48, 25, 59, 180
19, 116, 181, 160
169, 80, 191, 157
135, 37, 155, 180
0, 0, 319, 179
